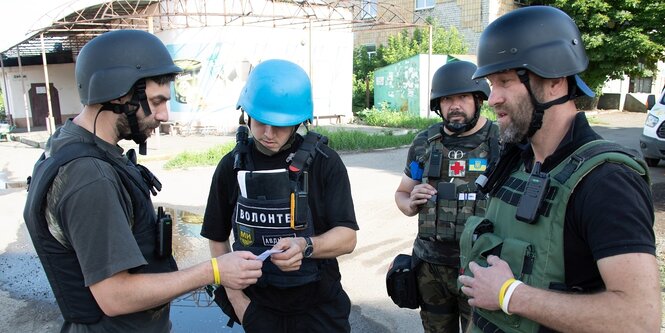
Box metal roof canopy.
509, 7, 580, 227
1, 0, 430, 59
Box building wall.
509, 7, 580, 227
2, 26, 352, 132
374, 54, 451, 117
158, 25, 353, 134
354, 0, 518, 54
1, 63, 78, 128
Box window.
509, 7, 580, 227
630, 76, 653, 93
415, 0, 434, 10
364, 44, 377, 59
361, 0, 377, 19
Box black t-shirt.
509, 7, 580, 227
201, 134, 358, 312
520, 113, 655, 291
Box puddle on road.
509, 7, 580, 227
162, 206, 243, 332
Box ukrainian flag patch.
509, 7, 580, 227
468, 158, 488, 172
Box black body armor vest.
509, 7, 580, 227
23, 142, 177, 324
231, 131, 328, 288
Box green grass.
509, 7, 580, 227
163, 105, 495, 169
315, 128, 417, 152
163, 142, 234, 170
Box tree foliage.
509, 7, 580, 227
538, 0, 665, 93
353, 20, 468, 111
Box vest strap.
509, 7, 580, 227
473, 311, 505, 333
288, 132, 328, 176
420, 302, 456, 314
553, 142, 639, 184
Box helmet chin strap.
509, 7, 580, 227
100, 79, 152, 155
517, 70, 576, 138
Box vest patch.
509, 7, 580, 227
262, 233, 297, 247
448, 160, 466, 177
235, 202, 291, 226
238, 224, 255, 246
468, 158, 487, 172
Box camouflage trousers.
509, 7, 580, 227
417, 262, 471, 333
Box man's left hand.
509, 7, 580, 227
269, 237, 305, 272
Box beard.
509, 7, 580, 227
117, 112, 158, 143
497, 94, 533, 144
445, 109, 470, 124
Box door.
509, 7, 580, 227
29, 83, 62, 127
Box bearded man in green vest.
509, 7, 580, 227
394, 60, 499, 332
457, 6, 660, 333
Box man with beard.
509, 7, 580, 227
457, 6, 660, 332
394, 60, 498, 332
23, 30, 263, 332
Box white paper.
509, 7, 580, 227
257, 249, 284, 261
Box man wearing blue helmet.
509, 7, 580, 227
201, 59, 358, 332
23, 30, 263, 332
394, 60, 499, 333
457, 6, 660, 332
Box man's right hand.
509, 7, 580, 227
215, 251, 263, 290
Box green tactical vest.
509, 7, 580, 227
459, 140, 649, 333
418, 122, 499, 243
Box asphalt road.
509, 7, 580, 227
0, 111, 655, 333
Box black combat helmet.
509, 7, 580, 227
75, 30, 181, 154
473, 6, 588, 81
430, 61, 490, 134
76, 29, 182, 105
472, 6, 593, 138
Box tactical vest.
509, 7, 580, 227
23, 142, 177, 324
418, 122, 499, 242
459, 140, 649, 333
231, 131, 328, 288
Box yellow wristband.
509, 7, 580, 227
211, 258, 221, 285
498, 278, 516, 308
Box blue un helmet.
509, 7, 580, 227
237, 59, 314, 127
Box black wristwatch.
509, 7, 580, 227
302, 236, 314, 258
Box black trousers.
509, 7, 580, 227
241, 288, 351, 333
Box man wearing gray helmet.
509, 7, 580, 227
457, 6, 660, 332
394, 60, 499, 332
23, 30, 262, 332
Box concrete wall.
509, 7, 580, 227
374, 54, 451, 117
158, 25, 353, 134
1, 63, 78, 128
1, 26, 352, 132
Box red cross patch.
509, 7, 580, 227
448, 160, 466, 177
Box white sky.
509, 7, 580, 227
0, 0, 88, 52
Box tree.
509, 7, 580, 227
0, 87, 5, 123
353, 19, 468, 111
539, 1, 665, 94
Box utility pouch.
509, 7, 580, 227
458, 216, 502, 289
417, 193, 438, 240
386, 253, 421, 309
205, 285, 241, 327
155, 206, 172, 259
426, 146, 443, 179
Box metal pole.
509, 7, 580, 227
17, 45, 30, 132
148, 17, 162, 149
0, 54, 12, 126
427, 24, 433, 118
41, 33, 56, 135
